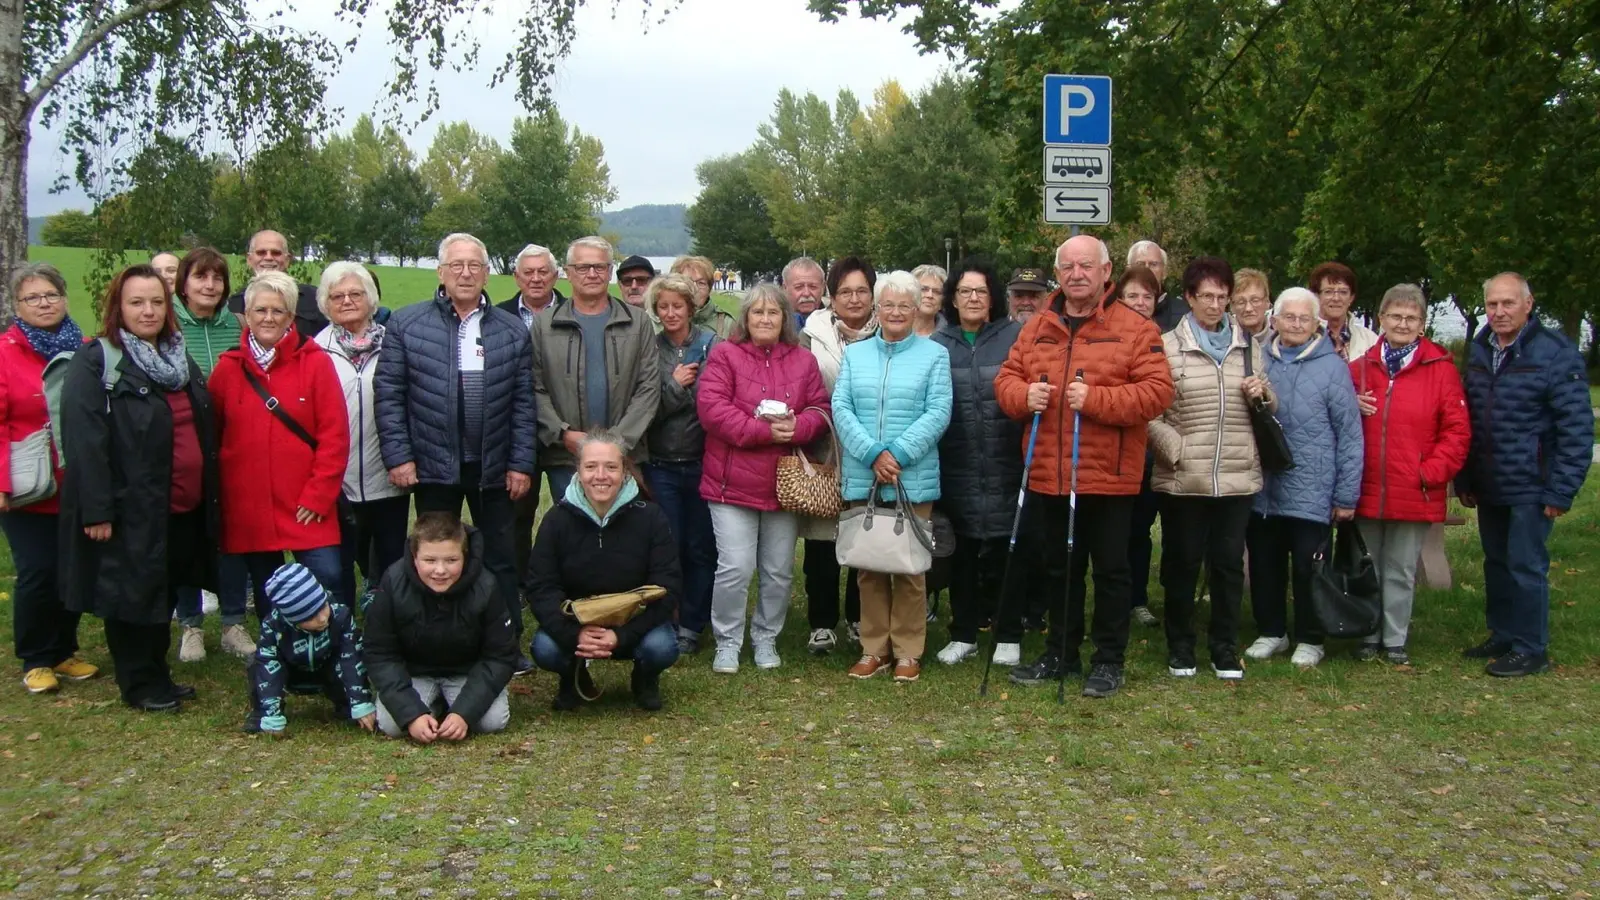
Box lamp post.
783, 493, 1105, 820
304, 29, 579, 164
944, 237, 954, 271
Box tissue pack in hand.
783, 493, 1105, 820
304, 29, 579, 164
755, 399, 791, 419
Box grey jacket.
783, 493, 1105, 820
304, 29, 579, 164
530, 296, 660, 468
648, 326, 719, 463
931, 319, 1025, 538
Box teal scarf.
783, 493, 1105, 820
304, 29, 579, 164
1190, 313, 1234, 365
563, 474, 640, 528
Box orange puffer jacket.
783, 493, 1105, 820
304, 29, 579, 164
994, 291, 1175, 496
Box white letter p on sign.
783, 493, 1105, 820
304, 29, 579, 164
1058, 84, 1096, 137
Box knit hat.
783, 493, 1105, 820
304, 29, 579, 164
265, 563, 329, 624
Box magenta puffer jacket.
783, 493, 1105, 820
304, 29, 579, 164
697, 339, 831, 511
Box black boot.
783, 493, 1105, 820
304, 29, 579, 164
552, 667, 581, 711
632, 667, 663, 711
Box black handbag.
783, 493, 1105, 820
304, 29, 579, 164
1310, 525, 1381, 638
1242, 345, 1294, 472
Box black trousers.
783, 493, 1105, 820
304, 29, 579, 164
999, 492, 1134, 666
1247, 513, 1329, 644
245, 663, 351, 730
338, 495, 411, 605
414, 463, 522, 638
1159, 494, 1252, 661
1128, 484, 1161, 609
104, 619, 173, 704
947, 536, 1008, 643
510, 487, 539, 597
1, 511, 81, 670
803, 540, 860, 630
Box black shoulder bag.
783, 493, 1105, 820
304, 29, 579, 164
241, 367, 319, 449
1310, 525, 1381, 638
1243, 344, 1294, 472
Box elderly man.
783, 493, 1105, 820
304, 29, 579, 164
784, 256, 827, 328
498, 243, 565, 328
529, 236, 659, 501
617, 255, 656, 307
1127, 240, 1189, 332
151, 252, 180, 295
375, 232, 537, 668
224, 230, 328, 336
1456, 272, 1593, 678
1006, 267, 1050, 324
994, 235, 1175, 698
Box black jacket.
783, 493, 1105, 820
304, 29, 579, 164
1152, 291, 1190, 334
497, 289, 565, 324
58, 340, 220, 624
931, 319, 1025, 539
648, 326, 718, 462
363, 529, 516, 729
227, 282, 327, 338
526, 496, 681, 655
249, 602, 375, 731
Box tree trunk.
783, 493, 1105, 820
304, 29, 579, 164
0, 0, 30, 328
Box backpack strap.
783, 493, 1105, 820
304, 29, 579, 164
240, 365, 319, 450
97, 337, 123, 392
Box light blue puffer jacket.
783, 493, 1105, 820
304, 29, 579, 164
1254, 332, 1364, 523
833, 332, 953, 503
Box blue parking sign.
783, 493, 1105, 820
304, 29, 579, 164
1042, 74, 1112, 146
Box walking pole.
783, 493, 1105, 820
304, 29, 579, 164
980, 375, 1046, 697
1056, 369, 1085, 704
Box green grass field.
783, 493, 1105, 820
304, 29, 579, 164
0, 483, 1596, 898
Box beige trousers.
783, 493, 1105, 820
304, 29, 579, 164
854, 501, 931, 660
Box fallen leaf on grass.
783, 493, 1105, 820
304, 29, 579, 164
384, 773, 398, 787
642, 735, 656, 745
507, 682, 534, 696
1157, 789, 1172, 796
1428, 784, 1455, 795
25, 732, 40, 741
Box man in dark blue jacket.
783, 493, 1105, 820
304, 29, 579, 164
375, 232, 537, 670
1456, 272, 1593, 677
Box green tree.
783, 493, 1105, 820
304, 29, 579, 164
98, 134, 218, 253
749, 88, 862, 259
479, 111, 614, 272
360, 161, 437, 266
38, 210, 99, 248
687, 152, 789, 279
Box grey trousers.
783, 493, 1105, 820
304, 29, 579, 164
1356, 519, 1429, 649
375, 675, 510, 738
708, 502, 798, 650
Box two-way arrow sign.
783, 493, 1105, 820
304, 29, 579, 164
1043, 186, 1111, 225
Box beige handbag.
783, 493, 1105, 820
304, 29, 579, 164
561, 585, 669, 627
7, 429, 57, 508
775, 407, 842, 519
835, 481, 935, 575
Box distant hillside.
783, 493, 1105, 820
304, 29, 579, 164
27, 216, 46, 245
600, 204, 688, 256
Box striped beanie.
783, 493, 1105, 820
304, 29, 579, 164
265, 563, 329, 624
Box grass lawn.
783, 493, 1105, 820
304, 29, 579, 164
0, 478, 1597, 899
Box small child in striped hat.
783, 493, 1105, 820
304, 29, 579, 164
243, 563, 377, 735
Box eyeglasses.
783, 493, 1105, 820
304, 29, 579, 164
1383, 313, 1423, 326
956, 287, 991, 299
1193, 292, 1230, 305
620, 276, 651, 287
248, 307, 291, 319
878, 303, 917, 314
329, 290, 367, 305
18, 291, 65, 307
568, 263, 610, 276
1234, 295, 1268, 308
444, 261, 486, 275
690, 279, 710, 289
835, 288, 872, 300
1276, 313, 1316, 325
1319, 287, 1352, 299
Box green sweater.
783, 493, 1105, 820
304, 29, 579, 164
176, 301, 243, 380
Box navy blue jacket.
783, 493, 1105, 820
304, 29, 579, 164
248, 602, 375, 732
1455, 321, 1593, 509
374, 291, 536, 488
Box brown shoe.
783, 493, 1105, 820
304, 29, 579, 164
893, 658, 921, 682
847, 655, 891, 679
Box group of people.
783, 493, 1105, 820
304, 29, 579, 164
1, 229, 1589, 737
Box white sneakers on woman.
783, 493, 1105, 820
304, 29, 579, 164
936, 641, 978, 665
1290, 643, 1325, 668
991, 642, 1021, 667
1244, 635, 1290, 659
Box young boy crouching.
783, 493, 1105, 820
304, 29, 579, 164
244, 563, 377, 735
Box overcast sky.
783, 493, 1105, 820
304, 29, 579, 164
28, 0, 956, 217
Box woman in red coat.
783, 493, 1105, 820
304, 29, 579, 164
209, 271, 350, 616
1349, 284, 1470, 664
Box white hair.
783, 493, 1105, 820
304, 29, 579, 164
565, 235, 614, 265
1126, 240, 1167, 267
317, 261, 381, 320
874, 270, 921, 306
1056, 236, 1111, 266
911, 264, 947, 283
243, 270, 298, 314
1272, 286, 1321, 319
437, 232, 488, 264
782, 256, 824, 283
515, 244, 558, 270
1482, 272, 1532, 302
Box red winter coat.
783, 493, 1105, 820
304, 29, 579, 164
1348, 337, 1470, 522
697, 339, 830, 511
209, 328, 350, 553
0, 325, 70, 514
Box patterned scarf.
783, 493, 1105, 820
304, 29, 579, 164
17, 316, 83, 360
249, 332, 280, 372
1383, 340, 1419, 377
835, 312, 878, 346
334, 322, 385, 368
119, 330, 190, 391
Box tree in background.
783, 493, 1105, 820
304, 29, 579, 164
749, 88, 862, 260
38, 210, 99, 249
480, 111, 615, 272
687, 152, 789, 280
419, 122, 503, 242
360, 162, 437, 267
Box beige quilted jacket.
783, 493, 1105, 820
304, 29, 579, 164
1148, 315, 1277, 497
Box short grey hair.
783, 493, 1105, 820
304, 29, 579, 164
1482, 272, 1532, 302
437, 232, 488, 264
874, 270, 921, 307
565, 235, 614, 265
575, 427, 628, 462
647, 273, 698, 316
10, 262, 67, 300
1057, 236, 1112, 265
515, 244, 558, 270
911, 264, 947, 283
317, 261, 381, 320
1272, 286, 1321, 320
1126, 240, 1167, 267
731, 283, 799, 345
243, 270, 299, 315
782, 256, 824, 283
1378, 283, 1427, 318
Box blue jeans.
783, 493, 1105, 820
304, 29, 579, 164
545, 466, 575, 505
530, 622, 680, 677
642, 460, 717, 636
176, 553, 250, 628
240, 546, 344, 620
1478, 503, 1555, 656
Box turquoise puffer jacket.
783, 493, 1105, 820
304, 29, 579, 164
833, 332, 953, 503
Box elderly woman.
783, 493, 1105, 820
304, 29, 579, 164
1246, 287, 1364, 668
1148, 257, 1276, 681
697, 284, 830, 674
528, 432, 682, 710
670, 254, 736, 338
1114, 263, 1165, 628
366, 512, 515, 741
312, 262, 407, 608
210, 271, 351, 616
644, 274, 719, 654
1309, 262, 1378, 360
1, 264, 96, 694
1349, 284, 1470, 664
833, 271, 953, 683
929, 259, 1020, 664
1232, 268, 1272, 341
798, 256, 877, 654
911, 264, 947, 337
60, 265, 218, 711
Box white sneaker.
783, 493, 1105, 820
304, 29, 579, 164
936, 641, 978, 665
807, 628, 837, 655
846, 622, 861, 644
219, 624, 257, 659
711, 646, 740, 674
1245, 635, 1290, 659
753, 643, 781, 669
1291, 643, 1325, 668
178, 626, 207, 663
991, 642, 1021, 667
